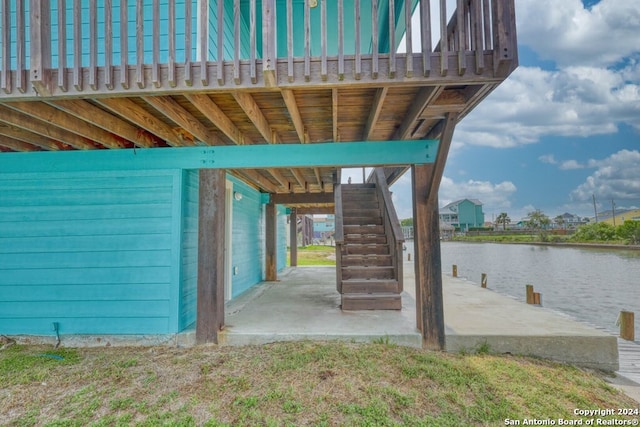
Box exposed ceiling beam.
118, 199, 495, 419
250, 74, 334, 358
0, 125, 64, 151
266, 168, 290, 189
96, 98, 187, 147
233, 169, 279, 194
185, 94, 248, 145
6, 101, 128, 149
392, 86, 441, 140
290, 168, 307, 189
233, 92, 276, 144
143, 96, 220, 145
271, 192, 334, 205
362, 87, 388, 141
281, 89, 306, 143
50, 99, 158, 148
0, 137, 39, 152
0, 106, 97, 150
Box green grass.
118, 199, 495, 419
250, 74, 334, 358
288, 245, 336, 266
1, 341, 636, 426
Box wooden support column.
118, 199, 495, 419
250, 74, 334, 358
196, 169, 226, 344
412, 113, 458, 350
262, 0, 277, 87
266, 201, 278, 281
289, 208, 298, 267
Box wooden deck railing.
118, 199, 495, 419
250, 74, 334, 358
0, 0, 516, 97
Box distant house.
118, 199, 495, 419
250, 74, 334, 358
439, 199, 485, 232
555, 212, 588, 229
313, 215, 335, 240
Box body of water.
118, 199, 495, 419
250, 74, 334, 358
408, 241, 640, 335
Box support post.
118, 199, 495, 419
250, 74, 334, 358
412, 165, 445, 350
525, 284, 534, 304
289, 208, 298, 267
30, 0, 53, 96
481, 273, 487, 288
266, 201, 278, 280
619, 311, 635, 341
196, 169, 226, 344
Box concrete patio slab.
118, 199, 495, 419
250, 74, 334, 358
220, 264, 619, 372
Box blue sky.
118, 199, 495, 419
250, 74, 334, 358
383, 0, 640, 222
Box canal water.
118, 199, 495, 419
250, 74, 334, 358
407, 241, 640, 335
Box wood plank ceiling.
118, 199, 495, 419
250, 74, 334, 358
0, 82, 491, 201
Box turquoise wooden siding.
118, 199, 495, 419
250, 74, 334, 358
0, 170, 183, 335
209, 0, 252, 61
179, 169, 199, 330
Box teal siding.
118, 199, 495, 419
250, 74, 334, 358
179, 170, 199, 331
0, 170, 183, 335
228, 175, 264, 298
277, 205, 287, 271
208, 0, 252, 61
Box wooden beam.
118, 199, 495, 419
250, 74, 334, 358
289, 208, 298, 267
196, 168, 226, 344
50, 99, 158, 148
392, 86, 442, 140
294, 206, 334, 215
281, 89, 306, 143
265, 201, 277, 281
96, 97, 186, 147
232, 92, 275, 143
143, 96, 219, 145
0, 106, 97, 150
186, 94, 248, 145
0, 137, 39, 152
412, 113, 458, 350
0, 140, 440, 173
362, 87, 388, 140
6, 101, 129, 149
267, 168, 290, 189
290, 168, 307, 189
0, 125, 64, 151
412, 170, 445, 350
271, 192, 333, 205
234, 169, 279, 194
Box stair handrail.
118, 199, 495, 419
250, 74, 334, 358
373, 169, 404, 245
372, 168, 404, 288
334, 183, 344, 245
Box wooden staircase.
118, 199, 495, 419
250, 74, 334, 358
335, 170, 404, 310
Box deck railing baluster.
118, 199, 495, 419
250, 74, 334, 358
420, 0, 432, 76
184, 0, 192, 86
217, 0, 225, 86
16, 0, 25, 92
1, 0, 10, 93
304, 0, 310, 81
405, 0, 413, 78
57, 0, 67, 91
168, 0, 176, 87
250, 0, 257, 84
136, 0, 145, 88
152, 0, 161, 88
372, 0, 379, 79
105, 0, 114, 90
73, 0, 82, 90
388, 0, 395, 78
354, 0, 361, 80
120, 0, 129, 89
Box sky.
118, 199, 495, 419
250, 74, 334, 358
346, 0, 640, 223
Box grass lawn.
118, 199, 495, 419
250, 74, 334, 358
288, 245, 336, 266
1, 341, 637, 426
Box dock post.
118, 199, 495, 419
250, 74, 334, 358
408, 253, 411, 261
481, 273, 487, 288
526, 284, 534, 304
619, 311, 635, 341
452, 265, 457, 277
533, 292, 541, 305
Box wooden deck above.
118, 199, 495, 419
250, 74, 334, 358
0, 0, 517, 200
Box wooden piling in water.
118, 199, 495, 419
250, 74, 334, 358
619, 311, 635, 341
533, 292, 541, 305
408, 253, 411, 261
481, 273, 487, 288
452, 264, 457, 277
526, 284, 534, 304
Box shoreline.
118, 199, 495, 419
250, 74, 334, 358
447, 240, 640, 251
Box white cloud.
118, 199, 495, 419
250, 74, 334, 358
570, 149, 640, 202
438, 177, 517, 212
539, 154, 557, 165
559, 160, 584, 170
516, 0, 640, 67
454, 65, 640, 149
